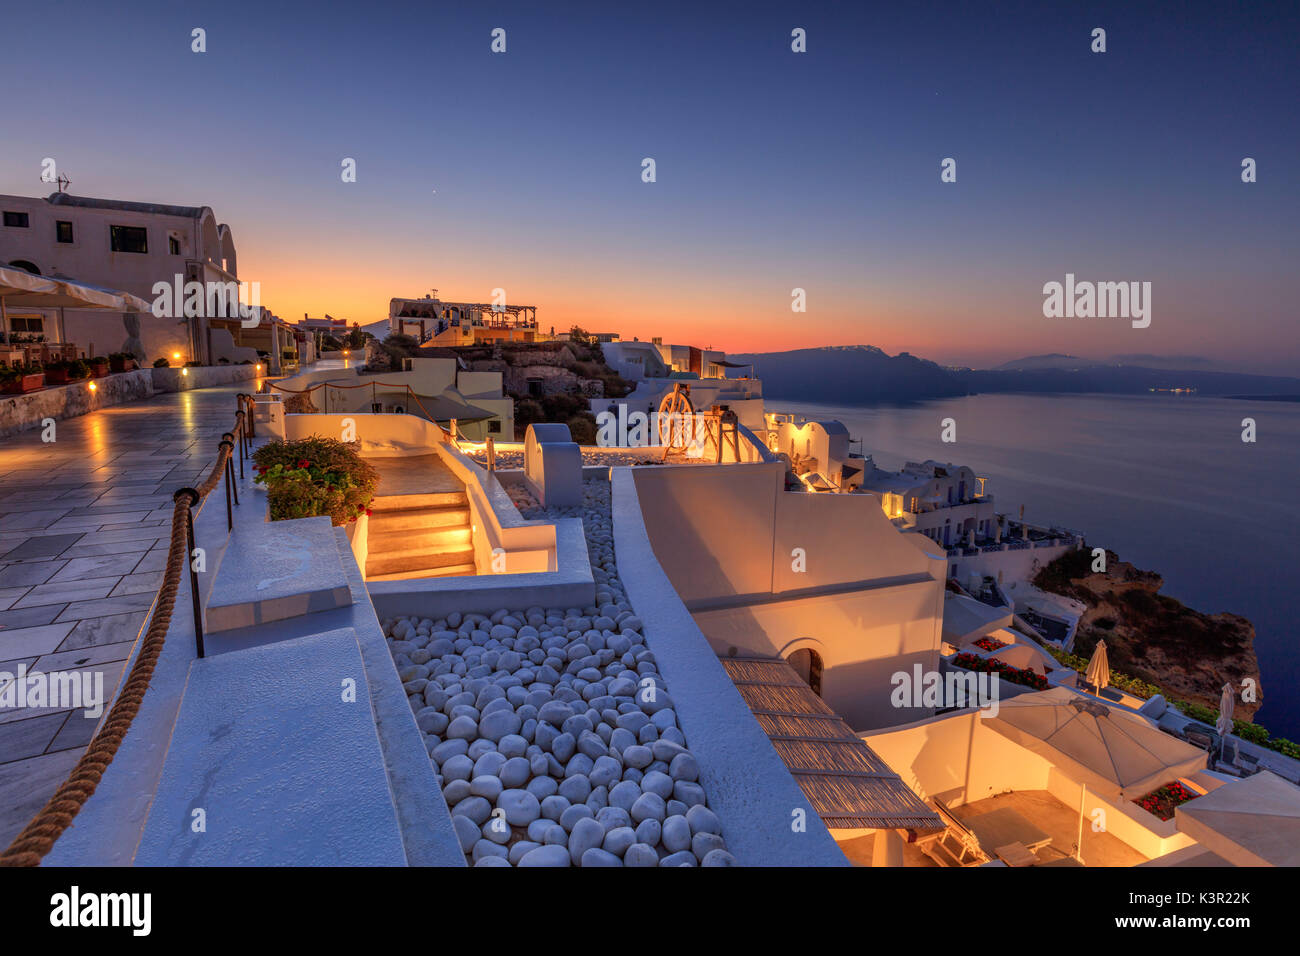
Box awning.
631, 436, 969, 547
0, 265, 153, 313
409, 392, 496, 423
720, 656, 943, 831
943, 592, 1012, 646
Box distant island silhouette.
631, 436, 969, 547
726, 346, 1300, 404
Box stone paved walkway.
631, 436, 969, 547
0, 383, 251, 847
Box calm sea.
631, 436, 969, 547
778, 393, 1300, 739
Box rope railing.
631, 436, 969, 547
0, 393, 257, 867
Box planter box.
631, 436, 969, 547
2, 373, 46, 394
44, 368, 70, 386
89, 361, 109, 378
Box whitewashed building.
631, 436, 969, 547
0, 191, 255, 365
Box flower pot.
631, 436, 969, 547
2, 373, 46, 394
89, 361, 109, 378
110, 356, 128, 373
44, 368, 69, 386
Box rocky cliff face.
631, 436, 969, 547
1035, 549, 1261, 719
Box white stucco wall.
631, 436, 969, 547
611, 468, 849, 866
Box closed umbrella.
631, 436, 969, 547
1215, 682, 1236, 765
1084, 638, 1110, 696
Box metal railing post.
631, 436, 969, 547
176, 488, 205, 659
242, 393, 256, 439
220, 438, 235, 530
227, 454, 239, 505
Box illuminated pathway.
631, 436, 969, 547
0, 383, 252, 846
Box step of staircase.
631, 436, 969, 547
367, 503, 470, 532
134, 627, 408, 866
366, 545, 477, 578
368, 524, 472, 553
366, 562, 477, 582
370, 491, 467, 511
204, 515, 352, 633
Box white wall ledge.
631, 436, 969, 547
610, 468, 849, 866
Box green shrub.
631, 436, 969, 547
1233, 721, 1270, 745
541, 393, 587, 420
0, 363, 43, 383
1269, 738, 1300, 759
515, 398, 544, 427
253, 437, 379, 526
566, 412, 598, 445
153, 357, 170, 368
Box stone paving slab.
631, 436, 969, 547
134, 628, 405, 866
0, 381, 256, 845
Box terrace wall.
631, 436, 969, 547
0, 363, 260, 438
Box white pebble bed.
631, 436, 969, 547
383, 479, 735, 867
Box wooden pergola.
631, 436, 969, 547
393, 299, 538, 328
720, 656, 943, 831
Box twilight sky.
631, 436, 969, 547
2, 1, 1296, 373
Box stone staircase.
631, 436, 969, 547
365, 491, 477, 580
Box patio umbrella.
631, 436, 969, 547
986, 687, 1207, 799
0, 265, 154, 350
0, 265, 153, 312
1176, 771, 1300, 866
1084, 638, 1110, 695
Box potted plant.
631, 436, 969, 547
109, 352, 130, 373
1, 363, 46, 394
88, 355, 109, 378
153, 357, 170, 368
66, 358, 90, 381
43, 360, 70, 386
253, 437, 380, 527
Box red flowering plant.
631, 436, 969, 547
972, 636, 1009, 652
1133, 781, 1198, 821
953, 652, 1050, 691
252, 436, 379, 526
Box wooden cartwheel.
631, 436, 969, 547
657, 383, 696, 452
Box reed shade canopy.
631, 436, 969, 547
985, 687, 1207, 799
720, 656, 942, 831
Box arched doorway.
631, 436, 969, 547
8, 260, 40, 275
787, 648, 823, 697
